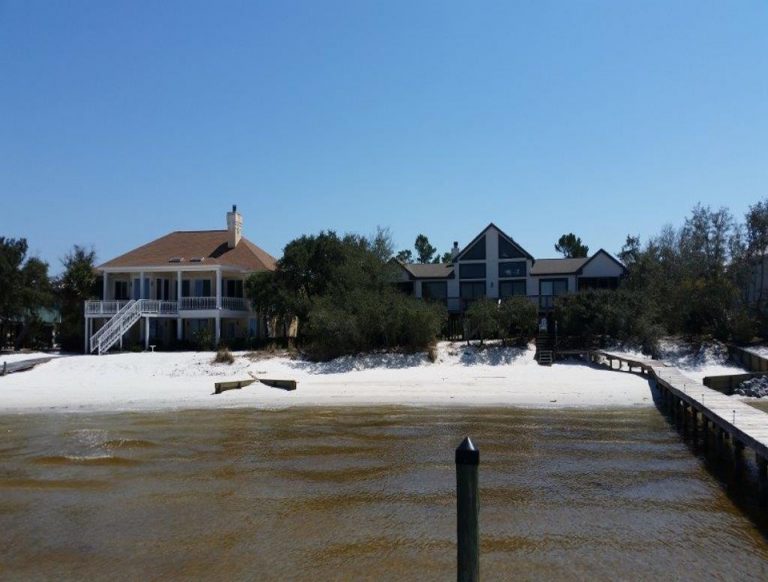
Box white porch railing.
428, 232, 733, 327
179, 297, 217, 310
89, 300, 137, 351
140, 300, 179, 315
86, 297, 250, 315
85, 300, 131, 316
221, 297, 249, 311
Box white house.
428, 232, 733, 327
395, 223, 626, 312
85, 206, 276, 353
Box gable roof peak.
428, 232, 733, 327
453, 223, 534, 262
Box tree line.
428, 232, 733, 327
0, 239, 96, 352
555, 202, 768, 354
5, 198, 768, 358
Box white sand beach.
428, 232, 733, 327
0, 341, 752, 414
604, 339, 747, 383
0, 343, 654, 413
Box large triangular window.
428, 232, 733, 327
461, 235, 486, 260
498, 235, 525, 259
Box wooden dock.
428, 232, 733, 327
1, 356, 55, 376
589, 350, 768, 499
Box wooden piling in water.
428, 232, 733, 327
456, 437, 479, 582
758, 456, 768, 508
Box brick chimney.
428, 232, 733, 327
226, 205, 242, 248
451, 241, 460, 259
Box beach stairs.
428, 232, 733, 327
89, 300, 142, 354
535, 331, 554, 366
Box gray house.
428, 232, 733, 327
395, 223, 626, 313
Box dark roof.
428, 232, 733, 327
454, 223, 534, 262
399, 262, 454, 279
530, 257, 589, 275
98, 230, 277, 272
530, 249, 626, 276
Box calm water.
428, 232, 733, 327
1, 406, 767, 580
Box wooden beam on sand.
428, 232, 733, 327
214, 378, 256, 395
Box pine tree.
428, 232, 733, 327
555, 233, 589, 258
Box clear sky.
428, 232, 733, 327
1, 1, 767, 272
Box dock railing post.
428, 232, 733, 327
456, 437, 479, 582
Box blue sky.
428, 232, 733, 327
1, 1, 767, 271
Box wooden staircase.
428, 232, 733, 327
535, 331, 554, 366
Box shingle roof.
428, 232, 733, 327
98, 230, 277, 272
400, 262, 454, 279
530, 257, 589, 275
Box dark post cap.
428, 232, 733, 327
455, 436, 479, 465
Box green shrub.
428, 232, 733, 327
464, 299, 499, 345
302, 289, 445, 361
728, 308, 757, 345
498, 297, 538, 346
554, 289, 662, 353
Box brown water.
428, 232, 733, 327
1, 407, 767, 580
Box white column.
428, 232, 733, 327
216, 269, 222, 309
139, 271, 145, 299
176, 270, 183, 341
145, 317, 150, 350
102, 273, 108, 301
215, 314, 221, 346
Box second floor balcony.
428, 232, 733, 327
85, 296, 251, 316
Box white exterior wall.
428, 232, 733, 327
447, 275, 459, 298
486, 225, 499, 299
448, 224, 531, 301
579, 251, 624, 278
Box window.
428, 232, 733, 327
114, 281, 129, 300
422, 281, 447, 300
459, 263, 486, 279
225, 279, 244, 297
181, 280, 190, 298
540, 279, 568, 296
132, 277, 149, 299
461, 236, 486, 260
154, 278, 170, 300
499, 280, 527, 298
194, 279, 211, 297
460, 281, 486, 300
498, 235, 526, 259
498, 261, 526, 278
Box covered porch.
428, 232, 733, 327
85, 265, 258, 351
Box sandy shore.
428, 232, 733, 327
0, 343, 666, 413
